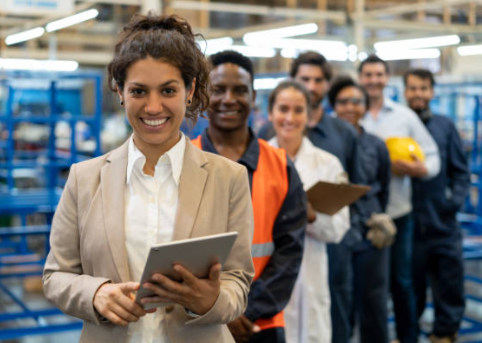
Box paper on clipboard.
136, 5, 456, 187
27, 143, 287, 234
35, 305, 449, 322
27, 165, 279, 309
306, 181, 371, 215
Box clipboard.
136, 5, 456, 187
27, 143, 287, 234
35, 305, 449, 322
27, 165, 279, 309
306, 181, 370, 215
135, 232, 238, 309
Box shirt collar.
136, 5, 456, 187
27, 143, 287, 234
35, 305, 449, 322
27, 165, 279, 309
311, 111, 330, 137
201, 127, 260, 171
126, 133, 186, 185
381, 97, 395, 112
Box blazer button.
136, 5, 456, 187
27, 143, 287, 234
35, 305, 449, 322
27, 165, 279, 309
165, 305, 174, 313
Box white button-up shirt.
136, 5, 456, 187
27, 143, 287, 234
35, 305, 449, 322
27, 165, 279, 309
269, 136, 349, 343
361, 97, 440, 219
124, 134, 185, 343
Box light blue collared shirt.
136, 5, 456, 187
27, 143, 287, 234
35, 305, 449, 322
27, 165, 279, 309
361, 98, 440, 219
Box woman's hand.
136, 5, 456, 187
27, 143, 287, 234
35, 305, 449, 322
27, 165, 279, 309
93, 282, 154, 326
141, 263, 221, 316
307, 202, 317, 223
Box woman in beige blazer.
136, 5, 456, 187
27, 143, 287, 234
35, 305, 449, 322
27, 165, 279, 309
43, 13, 254, 343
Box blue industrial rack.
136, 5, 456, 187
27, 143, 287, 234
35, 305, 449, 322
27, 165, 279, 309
0, 70, 103, 339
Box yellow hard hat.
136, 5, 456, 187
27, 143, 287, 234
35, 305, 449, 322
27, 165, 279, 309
385, 137, 425, 163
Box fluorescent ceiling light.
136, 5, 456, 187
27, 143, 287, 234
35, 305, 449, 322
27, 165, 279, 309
0, 58, 79, 72
358, 52, 368, 61
228, 45, 276, 58
198, 37, 233, 54
457, 44, 482, 56
374, 35, 460, 51
281, 47, 348, 61
254, 77, 286, 90
5, 27, 45, 46
376, 49, 440, 61
243, 23, 318, 45
249, 38, 345, 51
46, 9, 99, 32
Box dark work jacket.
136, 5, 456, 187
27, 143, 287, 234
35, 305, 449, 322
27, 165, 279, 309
308, 113, 369, 244
358, 128, 391, 216
412, 113, 470, 239
199, 128, 307, 323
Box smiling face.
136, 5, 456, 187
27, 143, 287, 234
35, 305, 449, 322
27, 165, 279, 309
119, 56, 194, 157
269, 87, 308, 142
404, 74, 434, 115
294, 64, 328, 108
207, 63, 255, 133
334, 86, 366, 128
359, 62, 389, 101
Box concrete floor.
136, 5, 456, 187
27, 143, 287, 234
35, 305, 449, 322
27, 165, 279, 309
0, 260, 481, 342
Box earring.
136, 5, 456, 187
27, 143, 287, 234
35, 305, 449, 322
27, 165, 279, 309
187, 99, 192, 105
120, 100, 124, 106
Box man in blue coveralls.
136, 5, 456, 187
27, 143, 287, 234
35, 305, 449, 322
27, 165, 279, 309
404, 68, 470, 343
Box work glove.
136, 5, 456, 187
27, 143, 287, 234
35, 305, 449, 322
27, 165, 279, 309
366, 213, 397, 250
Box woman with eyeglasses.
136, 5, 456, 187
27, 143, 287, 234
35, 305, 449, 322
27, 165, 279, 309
328, 75, 393, 343
266, 79, 350, 343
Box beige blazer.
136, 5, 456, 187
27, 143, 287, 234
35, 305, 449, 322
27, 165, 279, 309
43, 137, 255, 343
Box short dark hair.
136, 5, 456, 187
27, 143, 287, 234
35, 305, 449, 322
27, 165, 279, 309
358, 54, 390, 74
208, 50, 255, 86
289, 51, 333, 81
268, 79, 311, 113
327, 75, 370, 109
403, 68, 435, 88
107, 12, 210, 124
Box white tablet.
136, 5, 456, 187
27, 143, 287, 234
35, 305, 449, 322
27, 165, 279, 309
135, 231, 239, 309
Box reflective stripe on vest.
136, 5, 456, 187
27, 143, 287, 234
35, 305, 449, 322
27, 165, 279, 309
192, 136, 289, 330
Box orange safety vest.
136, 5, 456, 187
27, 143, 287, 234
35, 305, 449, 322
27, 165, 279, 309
192, 136, 289, 330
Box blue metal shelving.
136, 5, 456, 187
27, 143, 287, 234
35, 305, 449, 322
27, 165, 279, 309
0, 71, 103, 339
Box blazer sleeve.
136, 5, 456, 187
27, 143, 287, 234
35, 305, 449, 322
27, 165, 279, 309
187, 165, 255, 325
43, 163, 111, 324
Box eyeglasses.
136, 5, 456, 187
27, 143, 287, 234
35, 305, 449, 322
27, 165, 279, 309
335, 98, 364, 106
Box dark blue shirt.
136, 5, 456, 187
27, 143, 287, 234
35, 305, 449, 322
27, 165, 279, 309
308, 114, 369, 242
358, 128, 391, 216
199, 128, 307, 322
412, 113, 470, 238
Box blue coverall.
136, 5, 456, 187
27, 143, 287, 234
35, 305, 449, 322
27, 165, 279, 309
350, 128, 391, 343
411, 112, 470, 338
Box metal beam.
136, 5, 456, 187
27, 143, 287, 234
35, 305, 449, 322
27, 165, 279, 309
363, 18, 482, 33
0, 2, 93, 38
79, 0, 141, 5
168, 1, 346, 22
362, 0, 482, 19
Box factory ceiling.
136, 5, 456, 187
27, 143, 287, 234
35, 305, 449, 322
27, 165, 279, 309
1, 0, 482, 66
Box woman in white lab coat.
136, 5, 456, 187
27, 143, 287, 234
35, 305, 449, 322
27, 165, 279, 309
267, 80, 350, 343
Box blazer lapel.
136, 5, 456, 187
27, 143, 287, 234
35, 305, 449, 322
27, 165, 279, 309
101, 141, 131, 282
172, 139, 208, 241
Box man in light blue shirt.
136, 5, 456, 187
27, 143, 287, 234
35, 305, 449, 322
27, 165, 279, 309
359, 55, 440, 343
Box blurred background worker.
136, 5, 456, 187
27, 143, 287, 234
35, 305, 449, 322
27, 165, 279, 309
359, 55, 441, 343
192, 50, 307, 343
404, 68, 470, 343
267, 79, 350, 343
284, 52, 369, 343
328, 75, 394, 343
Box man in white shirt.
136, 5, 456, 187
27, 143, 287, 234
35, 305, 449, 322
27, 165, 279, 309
359, 55, 440, 343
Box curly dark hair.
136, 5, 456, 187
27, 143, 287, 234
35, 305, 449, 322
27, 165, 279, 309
209, 50, 255, 87
289, 51, 333, 81
107, 12, 210, 124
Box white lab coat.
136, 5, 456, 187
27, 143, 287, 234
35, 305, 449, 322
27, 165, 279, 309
268, 136, 350, 343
